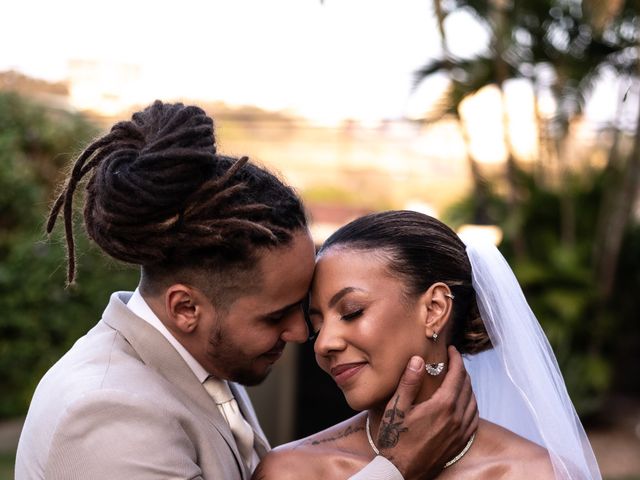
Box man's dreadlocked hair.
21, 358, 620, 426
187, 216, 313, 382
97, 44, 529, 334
47, 101, 307, 299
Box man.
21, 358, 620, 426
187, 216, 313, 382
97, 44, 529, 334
16, 101, 477, 479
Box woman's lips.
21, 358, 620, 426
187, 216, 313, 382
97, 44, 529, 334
330, 362, 367, 386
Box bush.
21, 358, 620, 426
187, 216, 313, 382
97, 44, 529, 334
0, 93, 138, 418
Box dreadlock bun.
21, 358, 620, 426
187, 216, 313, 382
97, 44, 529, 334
47, 101, 307, 284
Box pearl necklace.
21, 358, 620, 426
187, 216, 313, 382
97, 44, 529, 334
365, 415, 476, 469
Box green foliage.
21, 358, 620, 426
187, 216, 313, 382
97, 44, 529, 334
0, 453, 15, 480
0, 93, 138, 418
445, 170, 639, 416
419, 0, 639, 137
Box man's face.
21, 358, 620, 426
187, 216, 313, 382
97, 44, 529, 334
199, 230, 316, 385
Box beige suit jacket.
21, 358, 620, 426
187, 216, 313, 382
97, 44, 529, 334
15, 292, 269, 480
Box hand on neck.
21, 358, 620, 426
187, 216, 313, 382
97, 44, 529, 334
367, 362, 447, 442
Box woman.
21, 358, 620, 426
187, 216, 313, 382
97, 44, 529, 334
254, 211, 601, 479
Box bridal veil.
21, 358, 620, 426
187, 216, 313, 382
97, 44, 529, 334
462, 241, 601, 480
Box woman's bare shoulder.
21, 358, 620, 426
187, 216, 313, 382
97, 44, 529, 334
252, 448, 318, 480
252, 412, 369, 480
475, 420, 555, 478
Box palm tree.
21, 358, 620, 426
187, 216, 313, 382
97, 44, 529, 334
415, 0, 640, 286
428, 0, 492, 225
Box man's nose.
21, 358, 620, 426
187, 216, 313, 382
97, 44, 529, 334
280, 308, 309, 344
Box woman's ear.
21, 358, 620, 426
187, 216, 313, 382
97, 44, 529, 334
420, 282, 455, 341
164, 284, 209, 335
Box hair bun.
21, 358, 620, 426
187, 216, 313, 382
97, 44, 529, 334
83, 102, 223, 265
132, 101, 216, 155
48, 101, 307, 284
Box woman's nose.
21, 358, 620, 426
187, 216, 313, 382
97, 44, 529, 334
313, 317, 347, 356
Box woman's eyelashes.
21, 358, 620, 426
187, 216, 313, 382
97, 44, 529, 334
341, 308, 364, 321
338, 300, 366, 321
306, 300, 366, 334
306, 310, 322, 337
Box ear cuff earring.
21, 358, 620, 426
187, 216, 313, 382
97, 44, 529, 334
445, 293, 455, 300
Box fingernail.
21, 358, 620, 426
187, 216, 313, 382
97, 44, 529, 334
409, 356, 423, 371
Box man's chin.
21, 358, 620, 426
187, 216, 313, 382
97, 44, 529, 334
231, 365, 272, 387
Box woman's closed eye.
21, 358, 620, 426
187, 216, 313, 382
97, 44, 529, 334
307, 309, 322, 338
341, 308, 364, 321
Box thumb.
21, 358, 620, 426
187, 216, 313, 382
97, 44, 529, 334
383, 356, 425, 420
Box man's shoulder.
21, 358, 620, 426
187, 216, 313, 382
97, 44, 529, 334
38, 320, 147, 391
26, 321, 175, 434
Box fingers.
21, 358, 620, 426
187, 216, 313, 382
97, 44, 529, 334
462, 390, 479, 439
447, 350, 477, 442
387, 356, 425, 413
376, 356, 425, 458
463, 406, 480, 440
454, 371, 473, 419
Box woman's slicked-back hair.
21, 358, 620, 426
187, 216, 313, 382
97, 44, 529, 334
318, 210, 491, 354
47, 101, 307, 299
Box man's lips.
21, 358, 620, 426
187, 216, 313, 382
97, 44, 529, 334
262, 341, 286, 361
264, 349, 283, 356
267, 340, 285, 354
330, 362, 367, 386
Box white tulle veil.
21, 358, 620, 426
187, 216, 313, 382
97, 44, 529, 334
461, 241, 601, 479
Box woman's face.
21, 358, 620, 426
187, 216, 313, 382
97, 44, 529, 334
309, 247, 428, 411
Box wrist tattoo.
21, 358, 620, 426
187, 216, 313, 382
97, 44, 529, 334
378, 395, 408, 450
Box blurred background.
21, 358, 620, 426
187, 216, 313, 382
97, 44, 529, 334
1, 0, 639, 478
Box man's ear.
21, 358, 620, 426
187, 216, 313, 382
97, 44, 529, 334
420, 282, 455, 340
165, 284, 209, 334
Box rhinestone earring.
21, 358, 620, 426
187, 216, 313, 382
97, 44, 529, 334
426, 362, 445, 376
432, 332, 438, 342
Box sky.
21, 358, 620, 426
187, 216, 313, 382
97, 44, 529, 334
1, 0, 490, 123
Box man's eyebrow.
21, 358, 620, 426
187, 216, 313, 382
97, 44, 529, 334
265, 296, 306, 317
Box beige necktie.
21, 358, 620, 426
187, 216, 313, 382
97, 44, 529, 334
203, 377, 260, 472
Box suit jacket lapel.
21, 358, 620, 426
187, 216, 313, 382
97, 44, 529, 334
101, 292, 248, 478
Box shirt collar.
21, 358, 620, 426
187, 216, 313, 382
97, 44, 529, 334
126, 288, 210, 384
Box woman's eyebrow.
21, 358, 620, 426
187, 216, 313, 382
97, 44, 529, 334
328, 287, 366, 308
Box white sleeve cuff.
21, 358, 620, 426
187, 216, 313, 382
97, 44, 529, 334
347, 455, 404, 480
